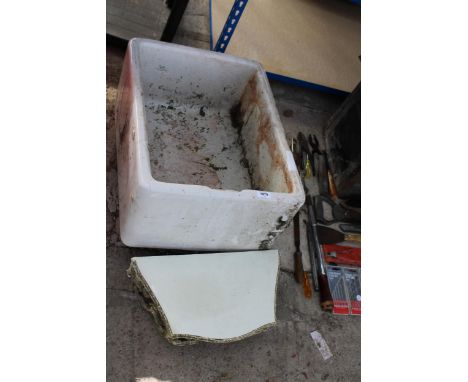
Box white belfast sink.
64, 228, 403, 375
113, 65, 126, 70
115, 38, 304, 250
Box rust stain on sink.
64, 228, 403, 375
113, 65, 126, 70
236, 75, 294, 193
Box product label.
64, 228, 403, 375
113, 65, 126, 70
256, 191, 271, 199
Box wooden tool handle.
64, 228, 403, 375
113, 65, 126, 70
318, 273, 334, 312
294, 250, 302, 284
302, 272, 312, 299
344, 233, 361, 242
327, 170, 338, 198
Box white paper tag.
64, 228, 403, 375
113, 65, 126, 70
286, 151, 296, 171
256, 191, 271, 199
310, 331, 333, 360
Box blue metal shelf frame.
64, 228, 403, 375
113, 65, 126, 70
213, 0, 249, 53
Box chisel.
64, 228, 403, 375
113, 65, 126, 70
304, 219, 319, 292
307, 195, 333, 311
293, 213, 312, 299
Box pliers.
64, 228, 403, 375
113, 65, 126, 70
308, 134, 321, 177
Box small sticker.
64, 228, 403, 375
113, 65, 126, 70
356, 295, 361, 301
310, 331, 333, 361
256, 191, 271, 199
286, 151, 296, 171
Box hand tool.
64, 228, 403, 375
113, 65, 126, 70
308, 134, 321, 177
297, 132, 311, 157
302, 183, 320, 292
304, 154, 312, 178
317, 152, 329, 196
316, 225, 361, 244
307, 195, 333, 311
293, 213, 312, 298
291, 137, 302, 175
323, 151, 338, 199
327, 170, 338, 199
291, 137, 312, 298
304, 134, 328, 193
293, 144, 318, 292
307, 135, 339, 198
296, 133, 312, 178
302, 269, 312, 298
303, 219, 319, 291
308, 134, 321, 154
314, 195, 361, 225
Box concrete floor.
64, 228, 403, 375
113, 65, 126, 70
106, 2, 360, 381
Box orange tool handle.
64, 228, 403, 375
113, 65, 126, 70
302, 272, 312, 298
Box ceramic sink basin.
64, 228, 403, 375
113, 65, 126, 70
115, 38, 304, 250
